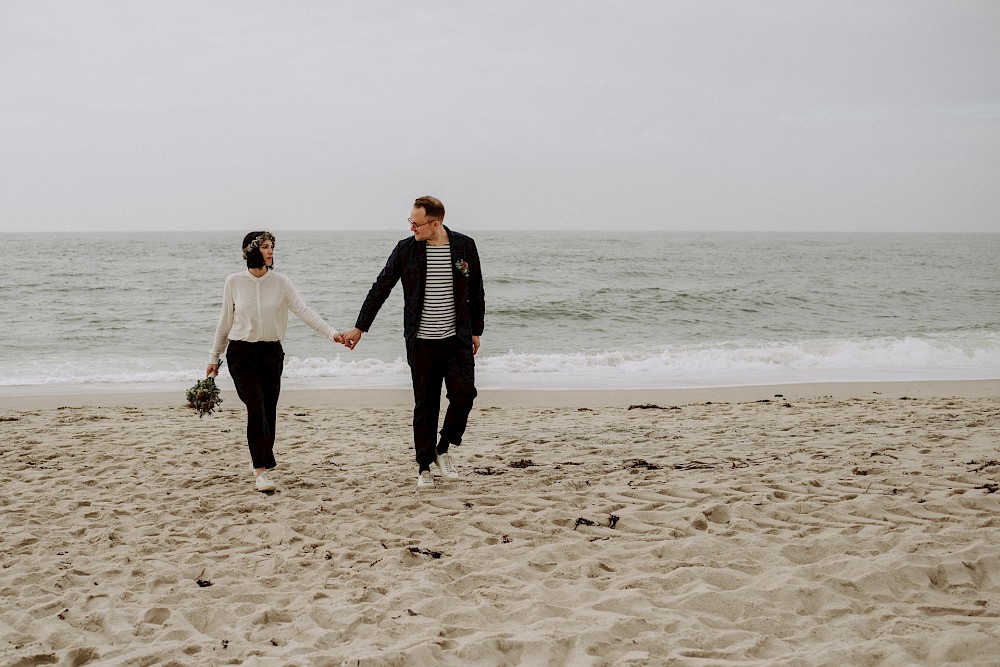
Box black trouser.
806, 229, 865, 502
407, 336, 477, 470
226, 340, 284, 470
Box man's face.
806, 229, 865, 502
409, 206, 438, 240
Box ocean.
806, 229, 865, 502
3, 231, 999, 395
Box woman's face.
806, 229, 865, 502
258, 239, 274, 267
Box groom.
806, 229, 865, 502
341, 196, 485, 488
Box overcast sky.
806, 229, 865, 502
2, 1, 998, 233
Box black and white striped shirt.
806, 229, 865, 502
417, 244, 457, 339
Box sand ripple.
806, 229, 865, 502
2, 395, 999, 665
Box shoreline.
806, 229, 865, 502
2, 378, 997, 411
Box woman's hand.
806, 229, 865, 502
206, 363, 219, 378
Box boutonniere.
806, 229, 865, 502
454, 259, 470, 277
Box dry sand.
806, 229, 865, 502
2, 381, 999, 666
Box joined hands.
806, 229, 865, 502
336, 328, 363, 350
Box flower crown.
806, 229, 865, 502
242, 232, 276, 260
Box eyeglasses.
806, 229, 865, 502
408, 218, 437, 229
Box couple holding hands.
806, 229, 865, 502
207, 196, 485, 492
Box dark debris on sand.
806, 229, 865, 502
623, 458, 661, 470
408, 546, 443, 559
627, 404, 680, 410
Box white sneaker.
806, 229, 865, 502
417, 470, 434, 488
435, 453, 459, 480
255, 471, 276, 492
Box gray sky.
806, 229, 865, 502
2, 1, 998, 233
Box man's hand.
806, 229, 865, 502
341, 328, 364, 350
472, 335, 480, 355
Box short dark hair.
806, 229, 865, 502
242, 231, 275, 270
414, 196, 445, 221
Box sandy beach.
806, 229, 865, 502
3, 380, 999, 666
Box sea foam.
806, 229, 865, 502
4, 334, 996, 391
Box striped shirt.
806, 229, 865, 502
417, 243, 457, 339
